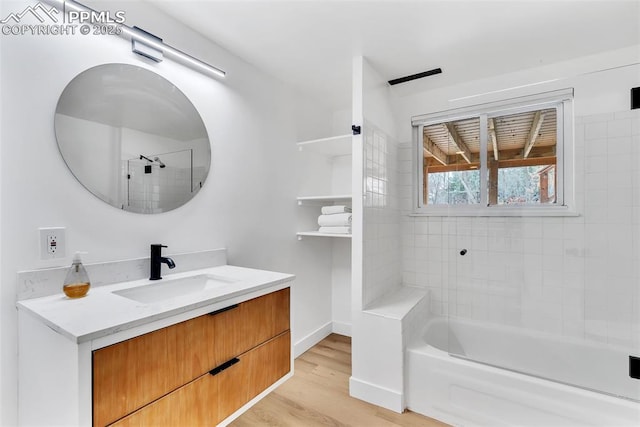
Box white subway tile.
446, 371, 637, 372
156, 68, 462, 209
395, 111, 638, 348
608, 136, 632, 155
632, 115, 640, 136
585, 172, 608, 190
583, 112, 616, 123
608, 118, 632, 138
607, 206, 633, 224
585, 137, 605, 157
542, 223, 564, 239
428, 220, 442, 235
607, 153, 633, 172
614, 110, 640, 120
584, 205, 608, 224
606, 171, 633, 189
413, 235, 428, 248
585, 189, 607, 207
522, 222, 542, 239
585, 122, 608, 139
523, 238, 543, 254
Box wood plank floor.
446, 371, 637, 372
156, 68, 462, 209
230, 334, 450, 427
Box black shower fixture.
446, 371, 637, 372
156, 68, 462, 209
139, 154, 166, 171
154, 157, 166, 168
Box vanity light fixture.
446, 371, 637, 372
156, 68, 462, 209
131, 27, 163, 63
121, 26, 226, 79
45, 0, 226, 79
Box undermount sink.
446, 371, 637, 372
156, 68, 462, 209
113, 274, 239, 304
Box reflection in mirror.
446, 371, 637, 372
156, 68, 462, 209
55, 63, 210, 213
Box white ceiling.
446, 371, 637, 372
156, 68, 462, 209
148, 0, 640, 111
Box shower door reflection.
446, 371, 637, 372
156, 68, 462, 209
125, 149, 196, 214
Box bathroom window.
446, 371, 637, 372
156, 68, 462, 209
413, 89, 574, 215
423, 117, 481, 205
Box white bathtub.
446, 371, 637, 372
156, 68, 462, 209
406, 317, 640, 427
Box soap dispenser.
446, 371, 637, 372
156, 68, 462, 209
63, 252, 91, 298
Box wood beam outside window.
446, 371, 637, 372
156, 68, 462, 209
540, 171, 549, 203
488, 118, 499, 161
523, 111, 546, 158
423, 134, 448, 166
499, 145, 555, 161
488, 158, 498, 205
444, 123, 472, 164
423, 164, 429, 204
426, 156, 555, 173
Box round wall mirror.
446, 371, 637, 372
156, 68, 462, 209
55, 63, 211, 214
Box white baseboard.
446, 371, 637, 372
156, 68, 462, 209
293, 321, 332, 358
332, 321, 352, 337
349, 376, 404, 413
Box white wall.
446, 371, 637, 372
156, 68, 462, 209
393, 46, 640, 142
350, 56, 405, 412
0, 18, 3, 423
395, 47, 640, 356
331, 238, 351, 335
0, 1, 335, 424
56, 115, 122, 206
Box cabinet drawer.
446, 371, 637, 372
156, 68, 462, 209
93, 288, 289, 427
217, 286, 290, 363
110, 331, 291, 427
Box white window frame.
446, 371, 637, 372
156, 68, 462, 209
411, 88, 576, 217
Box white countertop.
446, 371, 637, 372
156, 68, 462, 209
17, 265, 295, 344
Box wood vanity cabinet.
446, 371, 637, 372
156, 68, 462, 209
92, 288, 290, 427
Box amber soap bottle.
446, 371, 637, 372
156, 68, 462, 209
63, 252, 91, 298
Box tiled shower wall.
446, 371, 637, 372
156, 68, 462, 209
399, 109, 640, 350
127, 165, 207, 213
363, 120, 402, 307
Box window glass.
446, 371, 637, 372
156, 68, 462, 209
427, 170, 480, 204
488, 108, 557, 205
414, 89, 572, 214
422, 117, 480, 205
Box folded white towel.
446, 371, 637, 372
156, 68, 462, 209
321, 205, 352, 215
319, 226, 351, 234
318, 213, 352, 227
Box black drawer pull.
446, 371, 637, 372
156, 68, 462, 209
209, 358, 240, 376
207, 304, 239, 316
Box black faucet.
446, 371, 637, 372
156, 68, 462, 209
150, 244, 176, 280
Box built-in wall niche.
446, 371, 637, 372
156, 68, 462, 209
296, 134, 352, 239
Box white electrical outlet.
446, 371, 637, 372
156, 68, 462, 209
39, 227, 66, 260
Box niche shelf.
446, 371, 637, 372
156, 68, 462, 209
297, 195, 352, 206
296, 231, 352, 240
297, 134, 352, 240
296, 195, 352, 239
296, 134, 351, 157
